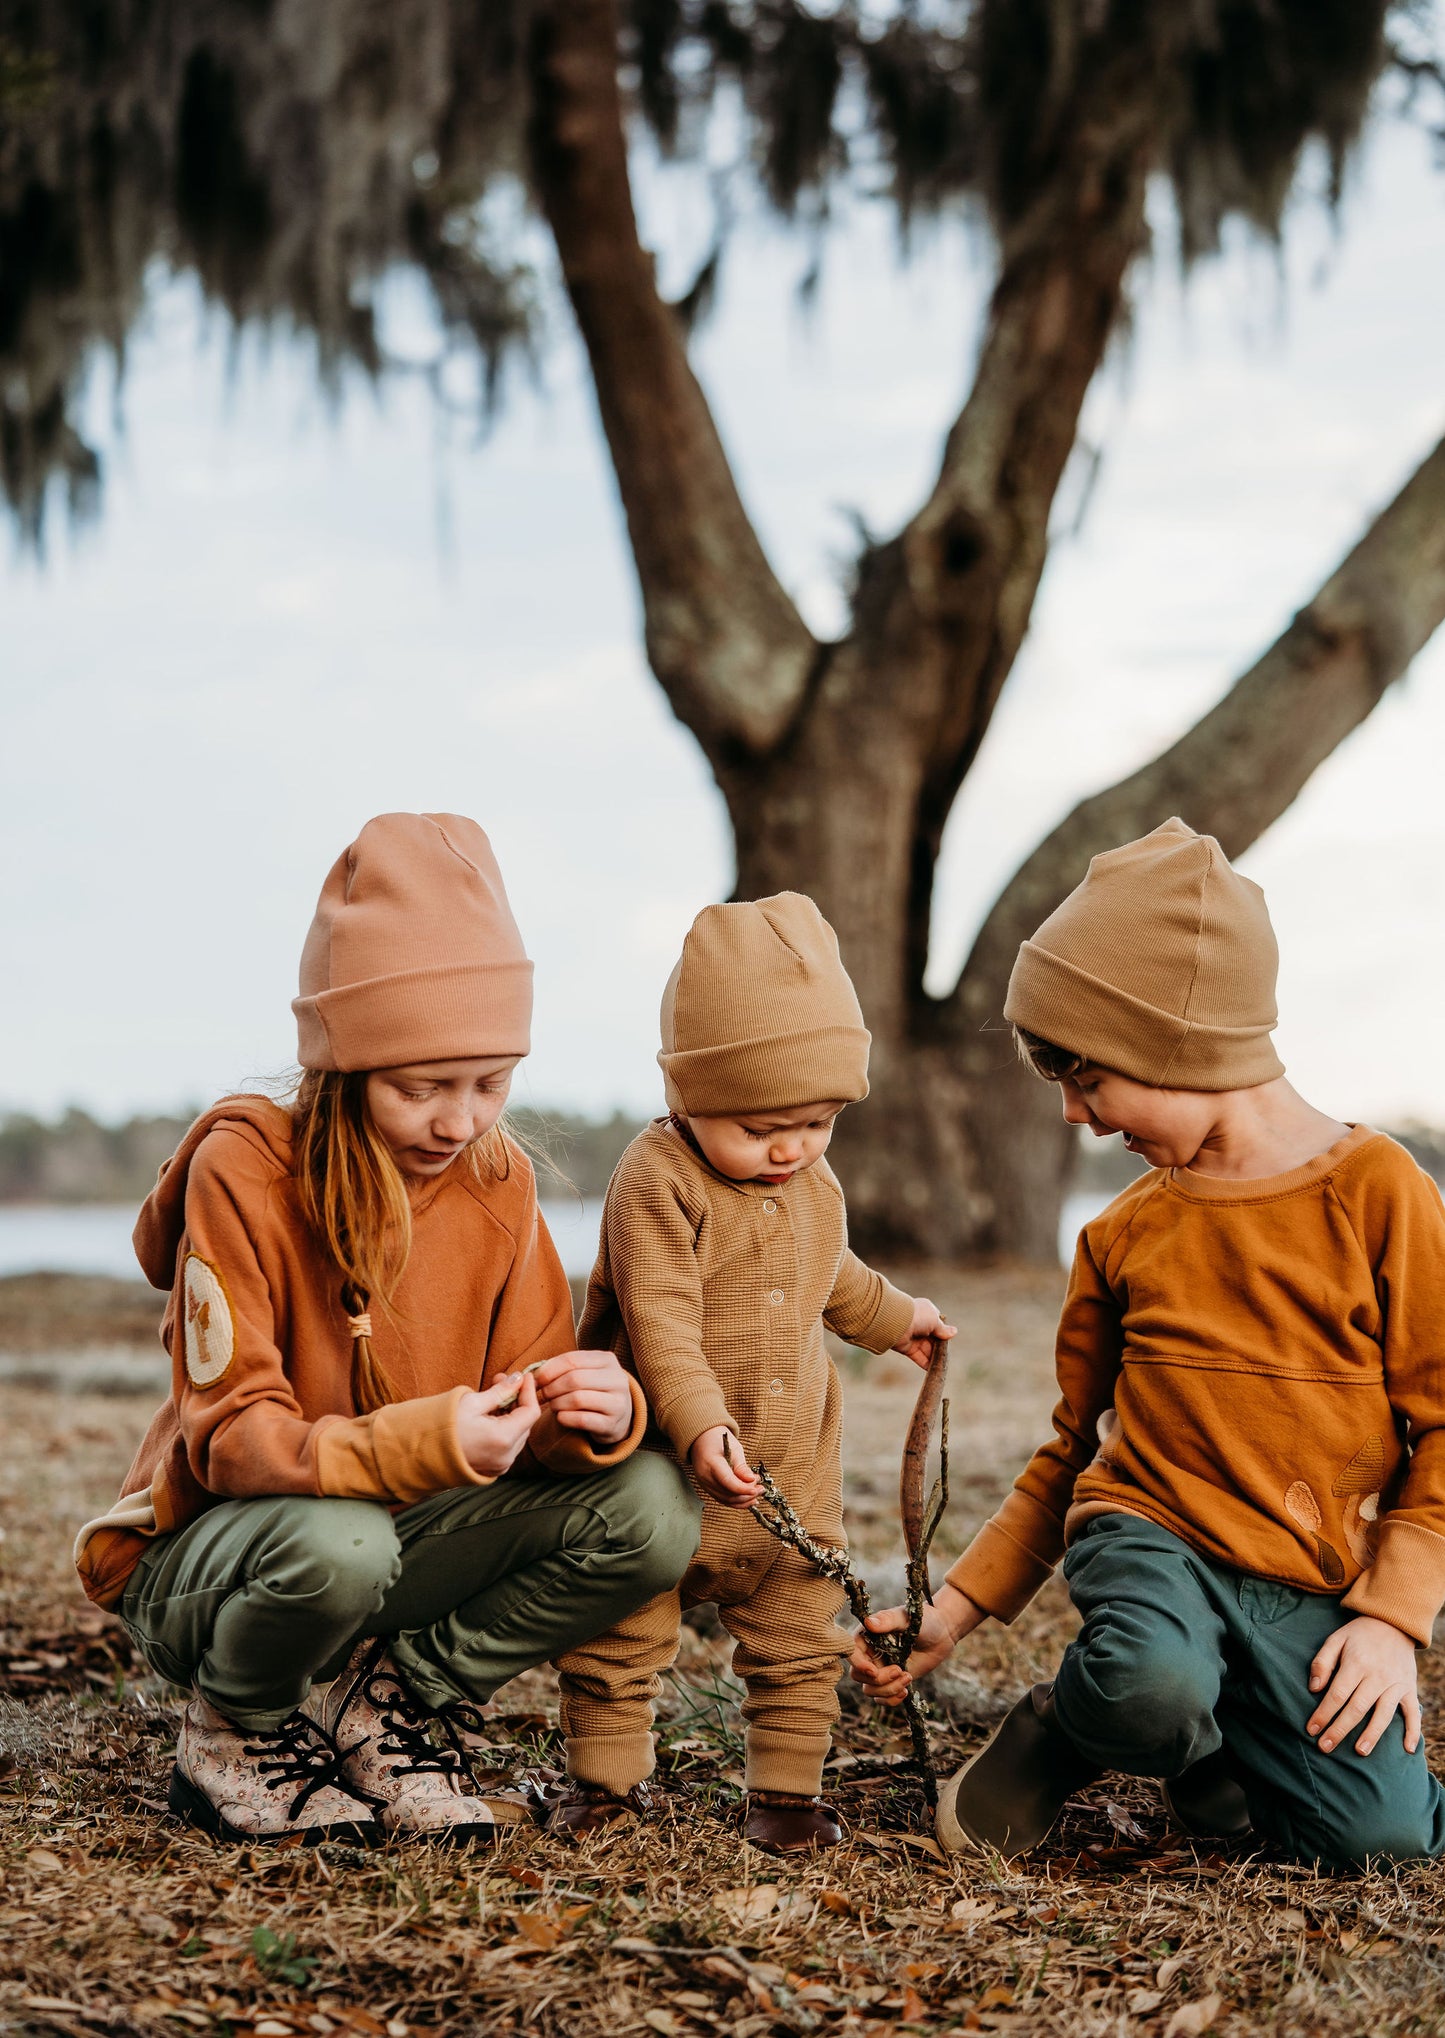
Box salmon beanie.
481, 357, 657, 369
1004, 817, 1283, 1091
293, 813, 533, 1071
658, 893, 870, 1116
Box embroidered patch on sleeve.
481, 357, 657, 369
183, 1253, 235, 1388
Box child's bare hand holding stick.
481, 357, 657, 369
894, 1297, 957, 1368
689, 1425, 764, 1508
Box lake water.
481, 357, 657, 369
0, 1188, 1109, 1281
0, 1198, 609, 1283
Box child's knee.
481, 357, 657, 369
260, 1500, 400, 1614
1057, 1637, 1218, 1773
593, 1452, 703, 1596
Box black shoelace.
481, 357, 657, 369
241, 1711, 350, 1817
355, 1645, 463, 1781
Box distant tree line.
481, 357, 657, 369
0, 1105, 652, 1205
3, 1105, 1441, 1209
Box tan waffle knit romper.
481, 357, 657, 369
555, 1119, 913, 1796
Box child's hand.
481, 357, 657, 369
1306, 1614, 1421, 1757
531, 1349, 636, 1445
849, 1583, 983, 1704
689, 1425, 763, 1508
456, 1371, 542, 1477
893, 1297, 957, 1369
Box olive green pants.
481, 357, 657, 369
119, 1453, 701, 1731
1056, 1513, 1445, 1869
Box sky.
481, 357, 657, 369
3, 114, 1445, 1130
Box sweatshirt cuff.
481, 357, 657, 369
856, 1279, 917, 1355
945, 1494, 1063, 1624
530, 1376, 648, 1474
315, 1386, 489, 1505
658, 1387, 738, 1464
1341, 1518, 1445, 1648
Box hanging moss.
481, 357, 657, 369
0, 0, 1430, 545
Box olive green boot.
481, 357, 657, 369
936, 1683, 1102, 1860
1161, 1746, 1252, 1840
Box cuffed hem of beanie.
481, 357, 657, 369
565, 1731, 657, 1793
1004, 943, 1283, 1092
744, 1726, 833, 1796
294, 960, 533, 1071
658, 1027, 871, 1116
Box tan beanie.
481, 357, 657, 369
293, 813, 533, 1071
1004, 817, 1283, 1091
658, 893, 871, 1116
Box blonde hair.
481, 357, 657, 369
291, 1070, 511, 1413
1013, 1026, 1086, 1085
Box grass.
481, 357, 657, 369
5, 1264, 1445, 2036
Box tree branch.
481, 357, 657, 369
843, 39, 1158, 997
950, 427, 1445, 1043
528, 0, 815, 759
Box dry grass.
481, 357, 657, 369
5, 1265, 1445, 2037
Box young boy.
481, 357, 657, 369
543, 893, 954, 1853
852, 818, 1445, 1869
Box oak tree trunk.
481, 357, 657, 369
530, 0, 1445, 1262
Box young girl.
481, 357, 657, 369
75, 812, 701, 1845
853, 819, 1445, 1870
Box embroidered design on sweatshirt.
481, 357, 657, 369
1333, 1435, 1385, 1568
183, 1254, 234, 1388
1283, 1480, 1345, 1585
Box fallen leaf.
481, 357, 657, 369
818, 1890, 854, 1916
717, 1884, 780, 1925
669, 1993, 713, 2011
1156, 1955, 1189, 1987
904, 1960, 945, 1980
900, 1986, 928, 2023
385, 2024, 407, 2038
697, 1955, 746, 1986
1128, 1989, 1165, 2013
135, 1910, 172, 1939
1104, 1799, 1150, 1844
979, 1985, 1014, 2008
1165, 1994, 1223, 2037
22, 2000, 90, 2016
253, 2023, 294, 2036
611, 1937, 662, 1957
26, 1848, 65, 1873
642, 2016, 678, 2037
512, 1912, 561, 1951
951, 1898, 998, 1926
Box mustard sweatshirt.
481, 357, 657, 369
75, 1097, 645, 1607
947, 1126, 1445, 1647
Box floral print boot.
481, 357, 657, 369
169, 1696, 381, 1844
305, 1641, 498, 1846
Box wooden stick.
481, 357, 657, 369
899, 1334, 949, 1567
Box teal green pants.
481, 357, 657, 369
1055, 1513, 1445, 1869
120, 1453, 701, 1732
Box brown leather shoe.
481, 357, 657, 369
528, 1774, 656, 1836
743, 1791, 843, 1855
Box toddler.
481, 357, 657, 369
545, 893, 953, 1852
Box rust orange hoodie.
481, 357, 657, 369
75, 1097, 645, 1607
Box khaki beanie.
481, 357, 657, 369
1004, 817, 1283, 1090
293, 813, 533, 1071
658, 893, 870, 1116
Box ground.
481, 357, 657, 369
3, 1267, 1445, 2038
